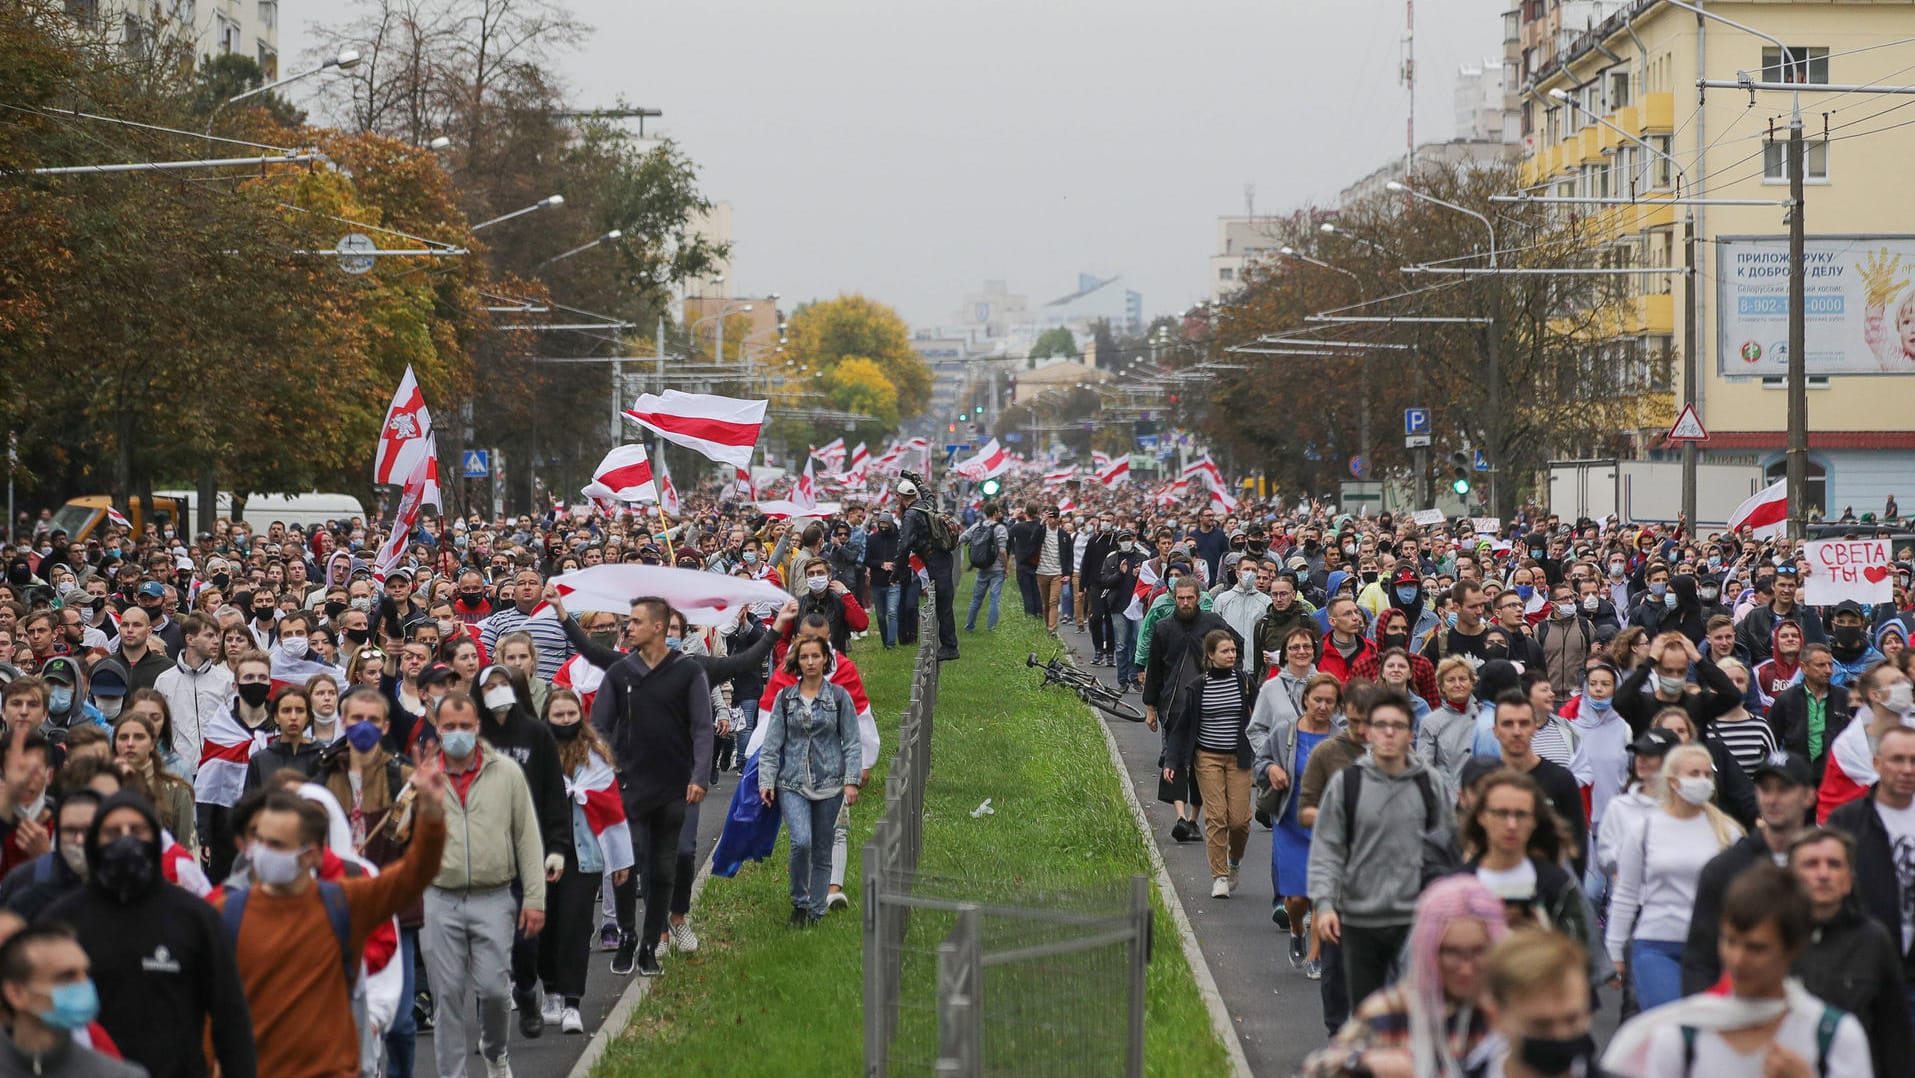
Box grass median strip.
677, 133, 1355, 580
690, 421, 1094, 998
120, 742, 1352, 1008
593, 615, 1233, 1076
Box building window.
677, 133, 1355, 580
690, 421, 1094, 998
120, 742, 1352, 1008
258, 0, 277, 31
1650, 135, 1673, 188
1763, 139, 1828, 181
258, 42, 277, 80
1218, 267, 1235, 282
1765, 458, 1826, 518
1609, 70, 1631, 110
1762, 46, 1829, 85
65, 0, 99, 26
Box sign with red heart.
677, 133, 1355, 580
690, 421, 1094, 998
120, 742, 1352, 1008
1804, 538, 1894, 607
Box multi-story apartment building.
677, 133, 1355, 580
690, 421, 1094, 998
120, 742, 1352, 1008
65, 0, 281, 78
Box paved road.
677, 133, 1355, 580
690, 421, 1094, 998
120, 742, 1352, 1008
420, 768, 736, 1078
1053, 620, 1620, 1076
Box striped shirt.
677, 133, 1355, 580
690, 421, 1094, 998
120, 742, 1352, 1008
1714, 716, 1779, 777
1530, 717, 1577, 769
479, 606, 574, 680
1197, 672, 1243, 754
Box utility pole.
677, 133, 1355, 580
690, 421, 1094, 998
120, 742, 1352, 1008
1785, 99, 1807, 538
1679, 211, 1698, 525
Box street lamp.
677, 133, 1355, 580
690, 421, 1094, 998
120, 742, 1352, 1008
472, 195, 564, 232
1384, 182, 1496, 266
1319, 222, 1387, 254
425, 136, 452, 151
205, 49, 361, 134
533, 229, 622, 272
690, 302, 753, 365
1278, 245, 1361, 281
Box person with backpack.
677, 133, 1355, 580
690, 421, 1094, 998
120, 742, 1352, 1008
960, 503, 1010, 634
894, 473, 959, 662
212, 767, 447, 1078
1602, 864, 1869, 1078
1307, 689, 1455, 1015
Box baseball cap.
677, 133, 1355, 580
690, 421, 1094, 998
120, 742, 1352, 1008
39, 657, 78, 685
418, 662, 456, 688
1627, 728, 1682, 757
1392, 567, 1419, 587
1752, 750, 1813, 787
137, 581, 166, 600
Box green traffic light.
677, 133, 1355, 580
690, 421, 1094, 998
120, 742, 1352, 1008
980, 478, 1002, 496
1451, 476, 1471, 495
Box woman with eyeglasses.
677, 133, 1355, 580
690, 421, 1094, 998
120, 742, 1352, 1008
1255, 670, 1342, 977
1604, 743, 1743, 1011
1246, 626, 1318, 762
1300, 875, 1508, 1078
1460, 769, 1591, 954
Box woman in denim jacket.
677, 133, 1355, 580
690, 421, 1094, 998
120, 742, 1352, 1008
759, 637, 863, 926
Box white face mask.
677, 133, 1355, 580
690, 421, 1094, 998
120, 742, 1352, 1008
1674, 775, 1716, 806
1885, 681, 1915, 716
806, 575, 829, 594
482, 686, 516, 713
1238, 571, 1257, 591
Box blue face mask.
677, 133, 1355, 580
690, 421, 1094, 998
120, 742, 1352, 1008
1586, 695, 1613, 714
665, 636, 683, 651
39, 979, 99, 1031
1514, 584, 1534, 601
1664, 592, 1678, 609
47, 687, 72, 715
1445, 611, 1459, 629
345, 720, 383, 752
440, 729, 477, 759
1648, 581, 1667, 597
1394, 586, 1418, 605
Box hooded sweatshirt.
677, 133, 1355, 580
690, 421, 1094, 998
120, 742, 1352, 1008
42, 792, 256, 1078
1827, 601, 1886, 689
1752, 618, 1804, 708
1307, 753, 1453, 927
1566, 689, 1631, 852
474, 664, 569, 857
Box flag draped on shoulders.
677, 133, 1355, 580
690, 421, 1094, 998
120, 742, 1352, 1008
566, 751, 634, 873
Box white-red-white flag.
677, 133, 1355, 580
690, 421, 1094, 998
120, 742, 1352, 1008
547, 564, 793, 626
374, 365, 434, 485
844, 443, 870, 482
793, 457, 819, 512
417, 434, 443, 513
373, 446, 435, 582
623, 390, 766, 472
584, 444, 655, 503
1056, 497, 1076, 515
1092, 451, 1113, 471
1042, 466, 1076, 486
954, 438, 1010, 480
1097, 457, 1131, 488
105, 506, 131, 530
1727, 477, 1789, 539
1184, 453, 1226, 494
812, 438, 846, 472
1208, 484, 1239, 514
733, 467, 757, 500
656, 454, 680, 516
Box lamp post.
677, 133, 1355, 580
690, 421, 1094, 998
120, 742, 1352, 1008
1546, 87, 1703, 526
1388, 179, 1503, 512
1318, 222, 1388, 254
533, 229, 621, 272
1277, 246, 1361, 280
204, 49, 361, 135
690, 302, 755, 366
471, 195, 564, 232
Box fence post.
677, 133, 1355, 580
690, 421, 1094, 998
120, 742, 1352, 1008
863, 833, 885, 1077
935, 904, 983, 1076
1125, 875, 1149, 1078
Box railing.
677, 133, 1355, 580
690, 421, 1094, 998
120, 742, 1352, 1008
863, 584, 1151, 1077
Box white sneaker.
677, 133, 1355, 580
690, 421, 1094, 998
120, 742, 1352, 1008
1210, 876, 1230, 899
541, 991, 562, 1024
560, 1006, 585, 1035
485, 1054, 513, 1078
825, 890, 850, 911
669, 920, 699, 954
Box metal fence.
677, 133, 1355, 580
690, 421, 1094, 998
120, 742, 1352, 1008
863, 589, 1151, 1077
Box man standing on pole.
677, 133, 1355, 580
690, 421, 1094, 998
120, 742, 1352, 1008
895, 471, 959, 661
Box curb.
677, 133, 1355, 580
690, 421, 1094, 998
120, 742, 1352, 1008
1078, 651, 1255, 1078
563, 853, 716, 1078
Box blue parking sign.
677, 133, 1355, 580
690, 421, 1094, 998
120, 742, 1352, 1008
1404, 408, 1430, 436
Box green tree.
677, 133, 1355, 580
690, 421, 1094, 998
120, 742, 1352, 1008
782, 295, 932, 420
1029, 326, 1076, 362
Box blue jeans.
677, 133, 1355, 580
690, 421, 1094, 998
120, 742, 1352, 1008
1060, 578, 1075, 624
875, 583, 900, 646
966, 567, 1006, 630
780, 789, 846, 915
1631, 938, 1685, 1011
1117, 617, 1140, 684
385, 927, 418, 1078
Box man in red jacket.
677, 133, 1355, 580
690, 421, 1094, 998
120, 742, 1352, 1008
1316, 597, 1376, 684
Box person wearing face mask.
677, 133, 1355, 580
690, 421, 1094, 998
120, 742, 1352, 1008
1823, 600, 1886, 690
1380, 568, 1441, 655
0, 920, 145, 1078
1478, 929, 1601, 1078
45, 789, 256, 1078
0, 789, 101, 922
1603, 744, 1744, 1011
193, 651, 275, 881
240, 687, 325, 794
1534, 582, 1594, 699
82, 659, 129, 728
792, 560, 869, 658
862, 511, 902, 648
37, 658, 104, 735
213, 765, 448, 1078
1814, 660, 1915, 822
1563, 664, 1630, 872
451, 570, 493, 625
1078, 514, 1121, 667
1210, 557, 1271, 673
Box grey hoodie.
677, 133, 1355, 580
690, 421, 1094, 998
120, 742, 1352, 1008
1307, 752, 1453, 927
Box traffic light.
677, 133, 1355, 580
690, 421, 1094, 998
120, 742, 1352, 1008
980, 477, 1002, 496
1449, 451, 1472, 496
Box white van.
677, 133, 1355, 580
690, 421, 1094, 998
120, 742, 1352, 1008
153, 491, 368, 531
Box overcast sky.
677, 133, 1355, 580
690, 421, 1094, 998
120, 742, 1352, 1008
287, 0, 1507, 330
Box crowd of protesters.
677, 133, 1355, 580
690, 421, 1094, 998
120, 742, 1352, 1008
0, 463, 1911, 1077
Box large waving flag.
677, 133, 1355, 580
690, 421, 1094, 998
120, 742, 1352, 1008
1209, 484, 1239, 514
793, 457, 819, 512
374, 365, 434, 485
1728, 477, 1789, 539
623, 390, 766, 472
844, 443, 870, 483
1097, 456, 1131, 488
812, 438, 846, 473
1184, 453, 1226, 494
954, 438, 1010, 480
1042, 466, 1076, 486
567, 751, 635, 872
546, 563, 793, 626
583, 444, 656, 503
1093, 450, 1112, 471
656, 454, 681, 516
373, 446, 435, 582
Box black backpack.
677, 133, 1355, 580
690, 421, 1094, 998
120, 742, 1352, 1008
967, 522, 1001, 570
1340, 764, 1457, 886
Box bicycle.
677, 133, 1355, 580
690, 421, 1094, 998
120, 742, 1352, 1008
1027, 652, 1147, 722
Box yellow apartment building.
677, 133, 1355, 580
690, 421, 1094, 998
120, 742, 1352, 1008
1516, 0, 1915, 515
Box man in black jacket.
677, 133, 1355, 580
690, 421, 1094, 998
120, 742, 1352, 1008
1825, 724, 1915, 996
1788, 825, 1914, 1076
1101, 530, 1149, 691
1079, 515, 1119, 665
895, 474, 958, 661
864, 513, 902, 648
1007, 504, 1044, 618
589, 596, 714, 979
1769, 644, 1852, 781
1680, 750, 1817, 994
43, 790, 256, 1078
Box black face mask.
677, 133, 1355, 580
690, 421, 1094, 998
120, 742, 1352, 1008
344, 628, 371, 646
1246, 540, 1267, 556
253, 607, 273, 622
549, 721, 582, 742
1382, 633, 1408, 650
1485, 644, 1509, 659
458, 591, 485, 608
1832, 624, 1867, 658
1517, 1032, 1596, 1076
93, 833, 159, 903
236, 681, 271, 709
1304, 539, 1319, 552
212, 572, 231, 591
325, 600, 348, 621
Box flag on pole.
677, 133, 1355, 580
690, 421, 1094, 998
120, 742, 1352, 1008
417, 434, 443, 513
812, 438, 847, 472
105, 506, 131, 530
733, 467, 757, 500
1097, 457, 1130, 488
623, 390, 766, 472
373, 447, 434, 581
1208, 484, 1239, 514
656, 454, 680, 516
1092, 451, 1112, 471
583, 444, 655, 503
373, 365, 434, 485
1042, 466, 1076, 486
793, 457, 819, 513
953, 438, 1010, 480
1727, 477, 1789, 538
1183, 453, 1226, 494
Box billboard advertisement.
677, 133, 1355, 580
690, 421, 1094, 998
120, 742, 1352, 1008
1716, 235, 1915, 376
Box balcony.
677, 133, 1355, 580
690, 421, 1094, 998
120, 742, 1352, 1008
1638, 93, 1674, 133
1639, 292, 1675, 336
